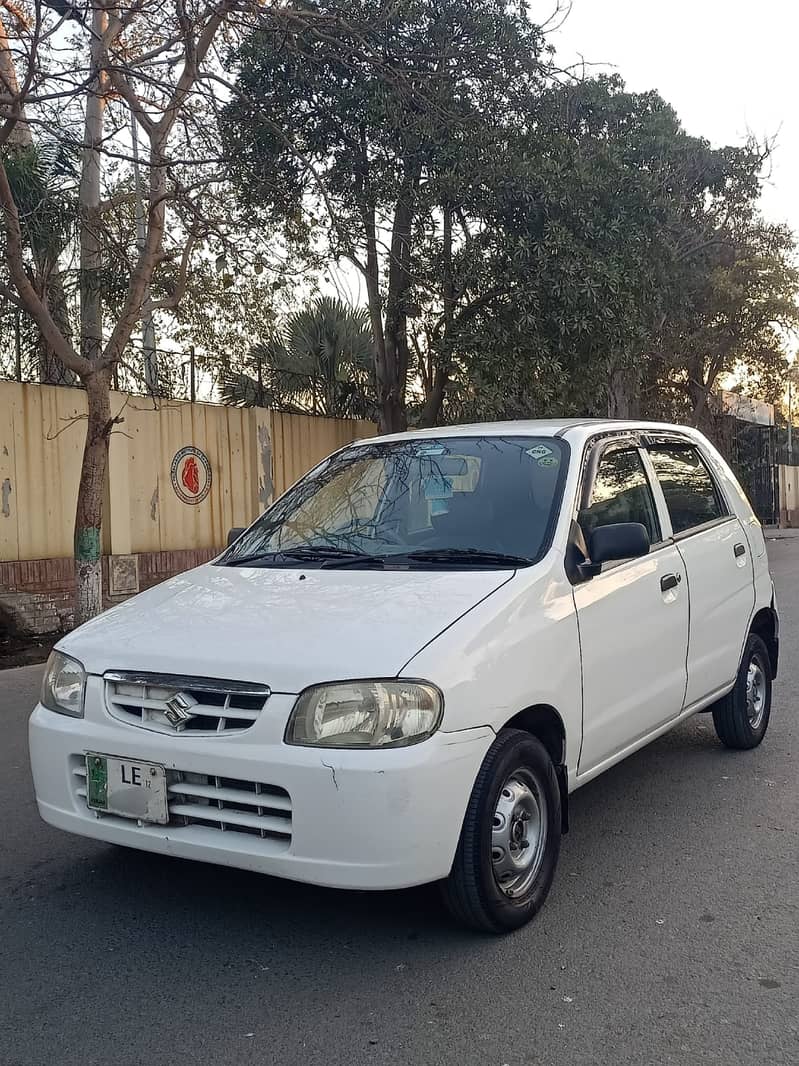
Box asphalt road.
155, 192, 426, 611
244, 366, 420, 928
2, 544, 798, 1066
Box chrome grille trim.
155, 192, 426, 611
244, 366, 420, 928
104, 672, 270, 698
103, 672, 271, 735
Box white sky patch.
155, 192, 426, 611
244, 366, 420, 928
550, 0, 799, 232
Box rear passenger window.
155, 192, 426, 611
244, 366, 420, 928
579, 448, 660, 545
648, 446, 726, 534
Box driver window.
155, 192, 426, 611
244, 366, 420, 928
579, 448, 660, 545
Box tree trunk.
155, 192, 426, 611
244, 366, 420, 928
0, 13, 30, 151
689, 379, 713, 430
79, 7, 107, 366
358, 203, 399, 433
607, 366, 641, 419
378, 172, 418, 434
419, 205, 454, 428
74, 369, 112, 625
686, 350, 727, 430
38, 270, 77, 385
377, 288, 408, 434
419, 369, 446, 428
74, 5, 108, 622
352, 134, 399, 433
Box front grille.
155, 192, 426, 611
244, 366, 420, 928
72, 758, 292, 843
168, 772, 292, 840
104, 672, 270, 735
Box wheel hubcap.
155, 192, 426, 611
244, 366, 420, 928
746, 656, 766, 729
491, 769, 547, 898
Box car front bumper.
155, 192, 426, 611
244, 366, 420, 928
28, 679, 494, 890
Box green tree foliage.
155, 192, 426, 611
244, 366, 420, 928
422, 76, 798, 425
225, 0, 798, 430
221, 295, 376, 418
223, 0, 549, 432
652, 218, 798, 427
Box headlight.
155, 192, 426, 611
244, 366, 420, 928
41, 650, 86, 718
285, 680, 443, 749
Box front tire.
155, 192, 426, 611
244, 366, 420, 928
441, 729, 561, 933
712, 633, 772, 750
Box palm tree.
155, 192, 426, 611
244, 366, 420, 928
220, 296, 376, 419
1, 7, 78, 384
4, 144, 78, 385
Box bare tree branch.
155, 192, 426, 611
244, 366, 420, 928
149, 231, 197, 310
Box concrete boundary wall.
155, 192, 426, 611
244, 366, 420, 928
0, 381, 375, 562
0, 382, 375, 634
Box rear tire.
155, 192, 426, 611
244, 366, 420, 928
712, 633, 772, 750
441, 729, 561, 933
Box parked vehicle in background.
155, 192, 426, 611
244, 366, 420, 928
29, 420, 778, 932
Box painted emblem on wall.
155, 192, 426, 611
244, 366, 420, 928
170, 446, 212, 505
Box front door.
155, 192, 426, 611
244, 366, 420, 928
574, 443, 689, 775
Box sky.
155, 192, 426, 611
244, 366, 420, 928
550, 0, 799, 233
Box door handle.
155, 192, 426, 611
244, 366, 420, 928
660, 573, 681, 592
734, 543, 746, 558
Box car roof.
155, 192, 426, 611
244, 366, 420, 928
361, 419, 701, 446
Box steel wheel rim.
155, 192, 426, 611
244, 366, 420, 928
746, 655, 767, 730
491, 768, 547, 898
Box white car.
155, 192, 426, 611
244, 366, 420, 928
29, 420, 778, 932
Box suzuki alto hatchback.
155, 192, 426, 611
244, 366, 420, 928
29, 420, 779, 932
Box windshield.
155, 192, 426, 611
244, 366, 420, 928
219, 436, 569, 569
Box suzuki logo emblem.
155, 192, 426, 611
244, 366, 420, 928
164, 691, 198, 729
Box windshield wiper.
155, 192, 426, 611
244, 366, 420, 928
317, 550, 394, 569
401, 548, 532, 568
224, 545, 530, 570
318, 547, 532, 569
224, 545, 374, 567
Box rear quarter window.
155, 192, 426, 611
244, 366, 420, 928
648, 445, 727, 534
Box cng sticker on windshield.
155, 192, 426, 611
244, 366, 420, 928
526, 445, 553, 460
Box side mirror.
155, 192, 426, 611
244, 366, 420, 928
579, 522, 650, 579
227, 527, 246, 548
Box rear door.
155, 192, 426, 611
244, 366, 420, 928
646, 442, 755, 708
574, 440, 689, 774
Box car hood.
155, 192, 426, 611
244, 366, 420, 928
59, 562, 514, 692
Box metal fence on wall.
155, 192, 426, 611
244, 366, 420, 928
714, 415, 799, 527
724, 419, 779, 526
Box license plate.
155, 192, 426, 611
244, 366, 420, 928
85, 753, 169, 824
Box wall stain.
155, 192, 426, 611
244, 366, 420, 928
1, 478, 11, 517
257, 422, 274, 508
150, 485, 159, 522
2, 445, 8, 456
